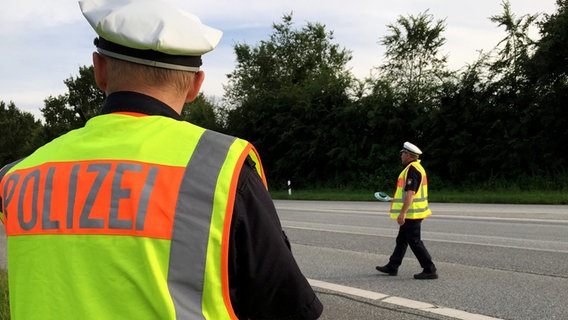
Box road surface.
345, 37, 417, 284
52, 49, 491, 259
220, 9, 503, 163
275, 200, 568, 319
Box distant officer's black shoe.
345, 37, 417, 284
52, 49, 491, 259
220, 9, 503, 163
413, 271, 438, 280
376, 265, 398, 276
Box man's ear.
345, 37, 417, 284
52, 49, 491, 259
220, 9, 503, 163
185, 71, 205, 103
92, 52, 108, 91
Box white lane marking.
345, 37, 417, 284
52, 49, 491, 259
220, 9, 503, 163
276, 206, 568, 223
308, 279, 388, 300
286, 225, 568, 254
308, 279, 503, 320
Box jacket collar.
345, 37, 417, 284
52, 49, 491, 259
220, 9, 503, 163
100, 91, 182, 120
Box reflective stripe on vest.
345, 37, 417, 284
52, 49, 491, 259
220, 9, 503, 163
169, 130, 252, 319
389, 161, 431, 220
0, 114, 265, 319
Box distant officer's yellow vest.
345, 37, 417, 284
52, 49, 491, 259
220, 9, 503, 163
390, 160, 431, 220
0, 113, 266, 320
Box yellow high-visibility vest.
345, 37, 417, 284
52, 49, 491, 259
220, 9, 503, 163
389, 160, 431, 220
0, 112, 266, 319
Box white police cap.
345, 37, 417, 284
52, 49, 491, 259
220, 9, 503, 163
400, 141, 422, 156
79, 0, 223, 71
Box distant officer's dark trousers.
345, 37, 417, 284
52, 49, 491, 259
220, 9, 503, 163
388, 219, 436, 273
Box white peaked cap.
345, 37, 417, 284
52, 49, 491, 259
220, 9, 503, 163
79, 0, 223, 71
401, 142, 422, 156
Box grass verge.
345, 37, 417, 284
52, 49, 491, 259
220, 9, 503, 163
270, 189, 568, 204
0, 269, 8, 320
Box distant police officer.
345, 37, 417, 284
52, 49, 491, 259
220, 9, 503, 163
376, 142, 438, 280
0, 0, 323, 319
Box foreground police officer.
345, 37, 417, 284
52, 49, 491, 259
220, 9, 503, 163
0, 0, 323, 319
376, 142, 438, 280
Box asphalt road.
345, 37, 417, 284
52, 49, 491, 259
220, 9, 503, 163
276, 200, 568, 320
1, 201, 567, 319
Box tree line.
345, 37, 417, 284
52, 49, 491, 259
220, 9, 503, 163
2, 0, 567, 192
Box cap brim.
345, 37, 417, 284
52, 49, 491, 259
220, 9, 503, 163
401, 148, 420, 156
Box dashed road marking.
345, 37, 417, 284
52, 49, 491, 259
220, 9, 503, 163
308, 279, 502, 320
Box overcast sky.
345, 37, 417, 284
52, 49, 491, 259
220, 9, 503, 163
0, 0, 558, 119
